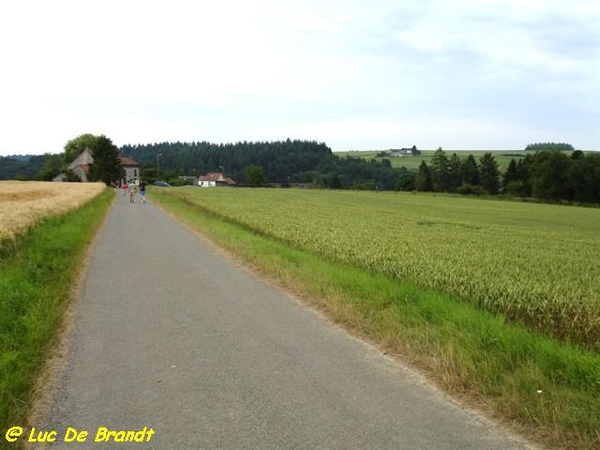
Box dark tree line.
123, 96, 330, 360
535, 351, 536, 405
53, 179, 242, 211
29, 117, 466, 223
416, 149, 501, 195
416, 148, 600, 203
525, 142, 575, 152
120, 139, 412, 189
503, 150, 600, 203
122, 139, 331, 185
0, 155, 46, 180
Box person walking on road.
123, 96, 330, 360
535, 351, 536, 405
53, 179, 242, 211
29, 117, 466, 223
128, 180, 136, 203
139, 181, 146, 203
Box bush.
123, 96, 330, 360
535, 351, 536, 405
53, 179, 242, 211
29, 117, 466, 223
504, 180, 526, 196
456, 184, 487, 196
65, 170, 81, 182
167, 178, 189, 187
396, 172, 417, 191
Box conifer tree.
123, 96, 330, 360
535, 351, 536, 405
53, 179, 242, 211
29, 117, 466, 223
461, 154, 479, 186
479, 152, 500, 194
416, 160, 433, 191
431, 148, 449, 192
89, 135, 124, 185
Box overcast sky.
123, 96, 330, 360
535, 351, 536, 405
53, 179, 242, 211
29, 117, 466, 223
1, 0, 598, 156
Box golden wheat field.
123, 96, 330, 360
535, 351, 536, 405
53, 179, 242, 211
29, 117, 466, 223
0, 181, 106, 240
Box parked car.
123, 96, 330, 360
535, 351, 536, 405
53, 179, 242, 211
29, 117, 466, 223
153, 181, 171, 187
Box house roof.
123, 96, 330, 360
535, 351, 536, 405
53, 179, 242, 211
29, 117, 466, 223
199, 172, 236, 185
67, 148, 94, 170
199, 172, 224, 182
120, 156, 139, 167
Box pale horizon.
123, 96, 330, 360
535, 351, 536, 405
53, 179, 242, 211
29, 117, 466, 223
1, 0, 598, 156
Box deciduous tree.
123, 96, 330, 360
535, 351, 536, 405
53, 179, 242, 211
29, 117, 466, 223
64, 133, 100, 164
244, 164, 266, 186
568, 153, 600, 203
36, 153, 64, 181
530, 150, 570, 200
329, 172, 342, 189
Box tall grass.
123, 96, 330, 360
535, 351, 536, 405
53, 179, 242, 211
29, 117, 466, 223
0, 187, 113, 444
152, 188, 600, 450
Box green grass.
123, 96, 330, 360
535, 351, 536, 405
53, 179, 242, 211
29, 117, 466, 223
151, 188, 600, 449
335, 149, 536, 172
0, 188, 113, 445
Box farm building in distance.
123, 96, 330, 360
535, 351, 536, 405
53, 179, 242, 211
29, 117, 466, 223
389, 146, 419, 157
120, 156, 139, 182
198, 172, 236, 187
55, 150, 140, 183
66, 148, 94, 182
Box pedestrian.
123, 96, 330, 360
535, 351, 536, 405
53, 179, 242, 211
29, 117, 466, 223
122, 181, 128, 196
128, 180, 136, 203
139, 180, 146, 203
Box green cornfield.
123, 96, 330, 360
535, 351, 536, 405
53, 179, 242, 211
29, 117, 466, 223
166, 188, 600, 350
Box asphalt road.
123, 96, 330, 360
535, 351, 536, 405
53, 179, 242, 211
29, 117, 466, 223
34, 190, 535, 449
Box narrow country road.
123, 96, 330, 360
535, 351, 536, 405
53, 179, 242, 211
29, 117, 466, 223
34, 190, 534, 449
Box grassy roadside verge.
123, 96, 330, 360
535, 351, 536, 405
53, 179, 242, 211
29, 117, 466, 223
152, 189, 599, 450
0, 188, 114, 445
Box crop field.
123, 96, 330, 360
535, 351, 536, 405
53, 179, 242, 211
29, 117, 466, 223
165, 187, 600, 350
0, 181, 105, 240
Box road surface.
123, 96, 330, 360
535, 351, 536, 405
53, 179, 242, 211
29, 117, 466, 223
33, 190, 535, 449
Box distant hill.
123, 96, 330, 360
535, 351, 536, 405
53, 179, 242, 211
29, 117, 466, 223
5, 155, 34, 161
335, 149, 533, 172
120, 140, 411, 190
0, 155, 46, 180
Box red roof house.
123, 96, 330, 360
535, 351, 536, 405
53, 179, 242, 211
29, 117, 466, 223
198, 172, 236, 187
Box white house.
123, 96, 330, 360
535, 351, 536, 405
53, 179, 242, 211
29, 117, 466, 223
390, 147, 416, 157
120, 156, 140, 182
198, 172, 236, 187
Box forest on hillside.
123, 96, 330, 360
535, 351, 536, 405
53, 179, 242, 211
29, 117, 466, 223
120, 139, 411, 190
0, 155, 45, 180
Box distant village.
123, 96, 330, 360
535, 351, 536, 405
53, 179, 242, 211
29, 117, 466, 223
56, 148, 236, 187
56, 144, 423, 188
